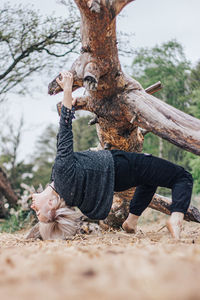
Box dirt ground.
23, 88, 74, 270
1, 214, 200, 300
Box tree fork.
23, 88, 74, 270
55, 81, 163, 116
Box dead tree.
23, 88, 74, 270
48, 0, 200, 227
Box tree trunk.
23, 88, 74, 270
0, 167, 18, 216
48, 0, 200, 227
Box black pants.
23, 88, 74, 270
110, 150, 193, 216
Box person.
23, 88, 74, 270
31, 71, 193, 240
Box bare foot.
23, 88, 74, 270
122, 213, 139, 234
166, 212, 184, 240
122, 221, 136, 233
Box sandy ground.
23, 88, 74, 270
1, 217, 200, 300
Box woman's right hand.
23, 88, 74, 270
56, 71, 73, 92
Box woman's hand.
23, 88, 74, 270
56, 71, 74, 109
56, 71, 73, 92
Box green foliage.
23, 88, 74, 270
31, 161, 53, 189
188, 62, 200, 119
190, 62, 200, 90
132, 40, 192, 169
185, 153, 200, 194
32, 124, 58, 166
142, 133, 159, 157
73, 114, 98, 151
0, 184, 37, 233
31, 124, 58, 188
0, 210, 33, 233
189, 89, 200, 119
186, 61, 200, 193
133, 40, 190, 110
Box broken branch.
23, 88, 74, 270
145, 81, 162, 95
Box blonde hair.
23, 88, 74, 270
39, 195, 80, 240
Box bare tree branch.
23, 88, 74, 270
109, 0, 135, 17
0, 3, 80, 98
125, 89, 200, 155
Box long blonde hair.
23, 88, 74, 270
39, 195, 80, 240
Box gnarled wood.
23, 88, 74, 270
149, 194, 200, 223
83, 62, 100, 91
125, 90, 200, 155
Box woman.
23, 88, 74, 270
31, 71, 193, 240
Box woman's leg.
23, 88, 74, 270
129, 184, 158, 216
130, 154, 193, 216
166, 171, 193, 239
111, 150, 193, 238
131, 155, 193, 238
111, 151, 158, 233
122, 184, 157, 233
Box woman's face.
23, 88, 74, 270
31, 191, 52, 223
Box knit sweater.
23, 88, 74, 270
51, 105, 115, 220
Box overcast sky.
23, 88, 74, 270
1, 0, 200, 161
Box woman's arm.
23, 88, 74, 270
56, 71, 76, 109
51, 72, 76, 186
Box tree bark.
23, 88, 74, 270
48, 0, 200, 227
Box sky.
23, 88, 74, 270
1, 0, 200, 162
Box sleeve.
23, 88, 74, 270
52, 105, 76, 180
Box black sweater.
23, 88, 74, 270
51, 105, 115, 220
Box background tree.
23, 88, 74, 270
0, 117, 33, 192
0, 0, 80, 210
187, 61, 200, 194
189, 61, 200, 119
30, 124, 57, 188
0, 2, 80, 101
132, 40, 191, 169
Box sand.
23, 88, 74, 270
1, 217, 200, 300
